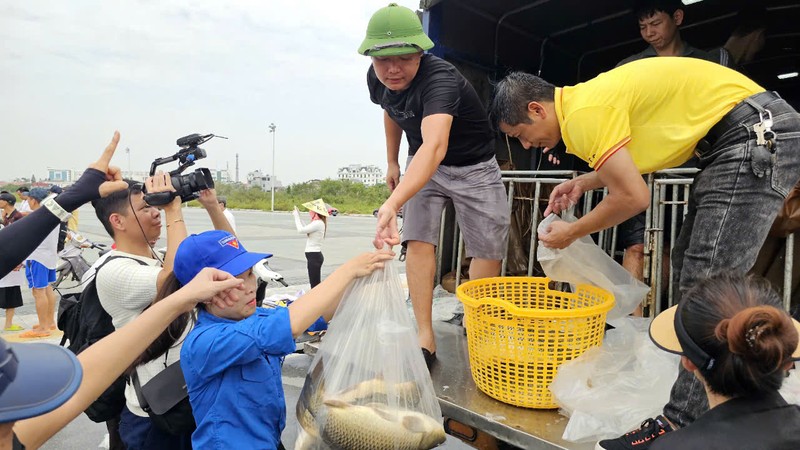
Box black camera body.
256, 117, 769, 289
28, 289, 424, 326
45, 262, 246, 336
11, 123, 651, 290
143, 134, 220, 206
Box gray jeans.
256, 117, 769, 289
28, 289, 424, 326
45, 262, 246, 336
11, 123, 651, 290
664, 91, 800, 427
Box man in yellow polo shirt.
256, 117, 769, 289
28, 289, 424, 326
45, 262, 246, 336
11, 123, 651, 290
491, 56, 800, 449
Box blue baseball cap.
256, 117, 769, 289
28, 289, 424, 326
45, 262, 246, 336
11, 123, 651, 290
0, 338, 82, 423
174, 230, 272, 285
27, 187, 49, 202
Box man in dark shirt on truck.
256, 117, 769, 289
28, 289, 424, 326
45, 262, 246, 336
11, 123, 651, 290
362, 3, 510, 368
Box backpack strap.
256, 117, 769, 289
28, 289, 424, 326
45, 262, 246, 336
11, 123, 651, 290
94, 254, 150, 276
130, 369, 152, 414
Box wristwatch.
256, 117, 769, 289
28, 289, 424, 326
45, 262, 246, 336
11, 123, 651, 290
42, 197, 72, 222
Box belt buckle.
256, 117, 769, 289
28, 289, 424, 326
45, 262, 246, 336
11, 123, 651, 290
695, 138, 711, 158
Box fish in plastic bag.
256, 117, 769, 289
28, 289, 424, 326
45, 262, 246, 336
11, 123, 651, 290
537, 212, 651, 320
295, 261, 445, 450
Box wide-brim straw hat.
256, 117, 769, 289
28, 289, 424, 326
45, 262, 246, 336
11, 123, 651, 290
302, 199, 329, 217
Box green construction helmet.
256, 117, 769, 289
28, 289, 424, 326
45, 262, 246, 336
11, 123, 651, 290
358, 3, 435, 56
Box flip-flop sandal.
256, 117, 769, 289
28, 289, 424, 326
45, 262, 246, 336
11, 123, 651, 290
19, 330, 51, 339
421, 348, 437, 370
3, 325, 24, 332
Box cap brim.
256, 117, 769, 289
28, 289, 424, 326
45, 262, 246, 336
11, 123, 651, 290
359, 34, 434, 56
0, 342, 82, 422
218, 251, 272, 278
649, 305, 800, 360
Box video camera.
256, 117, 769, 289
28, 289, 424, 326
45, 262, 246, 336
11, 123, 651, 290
143, 133, 226, 206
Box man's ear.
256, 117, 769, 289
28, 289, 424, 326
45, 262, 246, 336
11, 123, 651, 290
108, 213, 125, 232
672, 9, 684, 26
526, 101, 547, 120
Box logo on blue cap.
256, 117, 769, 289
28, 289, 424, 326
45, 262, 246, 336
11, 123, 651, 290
219, 234, 240, 249
174, 231, 271, 286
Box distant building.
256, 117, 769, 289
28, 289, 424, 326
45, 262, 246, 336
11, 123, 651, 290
337, 164, 383, 186
46, 168, 88, 187
120, 170, 149, 182
47, 168, 74, 183
246, 170, 282, 191
212, 169, 232, 184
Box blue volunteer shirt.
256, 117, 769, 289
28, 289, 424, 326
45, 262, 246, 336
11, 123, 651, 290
181, 307, 296, 449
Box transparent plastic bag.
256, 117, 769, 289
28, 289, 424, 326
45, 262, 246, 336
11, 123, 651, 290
779, 367, 800, 406
550, 317, 680, 442
537, 212, 651, 320
295, 261, 445, 450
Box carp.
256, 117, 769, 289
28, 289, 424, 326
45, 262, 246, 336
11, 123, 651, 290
320, 400, 446, 450
295, 377, 444, 450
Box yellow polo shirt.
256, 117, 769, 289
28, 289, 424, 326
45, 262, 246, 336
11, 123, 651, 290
555, 57, 764, 173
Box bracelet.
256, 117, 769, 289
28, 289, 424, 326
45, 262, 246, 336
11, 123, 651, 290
166, 218, 185, 228
42, 197, 72, 222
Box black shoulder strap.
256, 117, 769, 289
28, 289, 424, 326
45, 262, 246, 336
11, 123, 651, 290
94, 254, 150, 275
130, 369, 151, 413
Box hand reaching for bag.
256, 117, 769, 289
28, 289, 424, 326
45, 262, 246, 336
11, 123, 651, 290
344, 249, 396, 279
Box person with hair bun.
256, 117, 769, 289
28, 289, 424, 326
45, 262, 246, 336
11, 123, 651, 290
643, 273, 800, 449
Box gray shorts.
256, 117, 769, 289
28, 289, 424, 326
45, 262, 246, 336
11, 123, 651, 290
402, 156, 510, 260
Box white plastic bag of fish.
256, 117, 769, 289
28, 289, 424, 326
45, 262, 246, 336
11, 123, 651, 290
537, 212, 650, 320
295, 261, 445, 450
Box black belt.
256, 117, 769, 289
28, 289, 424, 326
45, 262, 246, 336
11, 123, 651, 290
699, 91, 781, 152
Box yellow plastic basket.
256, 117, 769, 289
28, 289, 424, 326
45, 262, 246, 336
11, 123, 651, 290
456, 277, 614, 409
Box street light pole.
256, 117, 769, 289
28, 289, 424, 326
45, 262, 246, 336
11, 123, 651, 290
268, 123, 276, 212
125, 147, 131, 176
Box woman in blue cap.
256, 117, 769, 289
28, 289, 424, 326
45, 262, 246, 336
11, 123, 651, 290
5, 266, 242, 449
139, 230, 392, 449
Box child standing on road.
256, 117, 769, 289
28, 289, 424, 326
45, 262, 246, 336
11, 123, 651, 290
172, 230, 391, 449
19, 188, 59, 338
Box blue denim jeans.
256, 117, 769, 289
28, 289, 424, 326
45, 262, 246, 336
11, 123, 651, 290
664, 92, 800, 427
119, 406, 193, 450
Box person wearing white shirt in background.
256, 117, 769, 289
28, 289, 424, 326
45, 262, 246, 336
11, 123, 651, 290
19, 187, 59, 338
217, 196, 236, 233
16, 187, 32, 216
292, 198, 328, 288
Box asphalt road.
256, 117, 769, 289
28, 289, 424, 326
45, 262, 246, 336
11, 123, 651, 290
25, 204, 470, 450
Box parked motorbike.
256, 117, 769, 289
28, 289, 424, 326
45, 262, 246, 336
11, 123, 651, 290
55, 232, 109, 288
254, 257, 288, 307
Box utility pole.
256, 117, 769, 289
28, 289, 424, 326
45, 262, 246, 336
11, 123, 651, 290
235, 153, 240, 183
125, 147, 131, 176
268, 123, 276, 212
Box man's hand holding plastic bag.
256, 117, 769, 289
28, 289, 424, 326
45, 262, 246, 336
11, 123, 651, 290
295, 260, 446, 450
537, 212, 650, 320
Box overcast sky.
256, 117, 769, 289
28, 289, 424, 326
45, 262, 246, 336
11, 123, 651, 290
0, 0, 420, 185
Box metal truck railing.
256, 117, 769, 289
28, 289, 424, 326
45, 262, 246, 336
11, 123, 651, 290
435, 169, 796, 317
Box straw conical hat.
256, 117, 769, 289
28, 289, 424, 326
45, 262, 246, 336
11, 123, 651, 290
301, 198, 329, 216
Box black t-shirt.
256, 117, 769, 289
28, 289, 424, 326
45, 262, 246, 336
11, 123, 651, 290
367, 54, 494, 167
651, 391, 800, 450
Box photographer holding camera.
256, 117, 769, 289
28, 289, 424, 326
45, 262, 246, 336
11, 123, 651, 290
90, 136, 232, 449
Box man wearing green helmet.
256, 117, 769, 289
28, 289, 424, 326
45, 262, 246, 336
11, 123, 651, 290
361, 3, 510, 368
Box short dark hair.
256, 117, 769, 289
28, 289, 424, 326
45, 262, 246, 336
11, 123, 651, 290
633, 0, 683, 22
682, 274, 798, 397
91, 180, 142, 238
16, 187, 29, 194
489, 71, 556, 128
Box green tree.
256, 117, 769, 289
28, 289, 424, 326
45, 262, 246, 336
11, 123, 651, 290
189, 179, 391, 214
